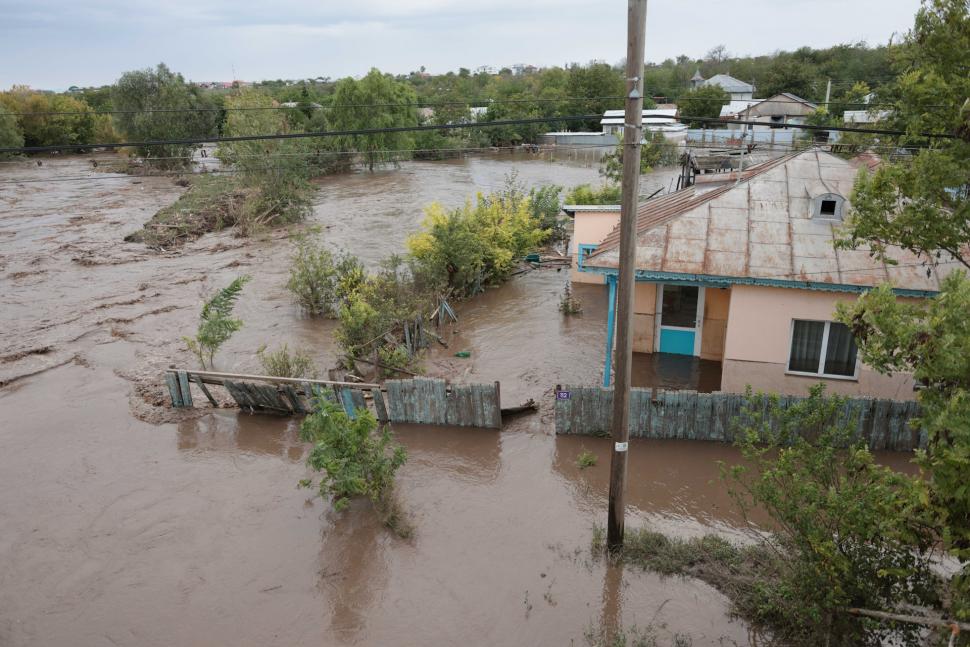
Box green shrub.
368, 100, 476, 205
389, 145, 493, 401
559, 282, 583, 315
257, 343, 317, 378
183, 276, 250, 370
576, 450, 597, 468
407, 186, 550, 296
286, 237, 365, 316
723, 385, 938, 646
377, 345, 411, 377
565, 183, 621, 205
298, 399, 408, 534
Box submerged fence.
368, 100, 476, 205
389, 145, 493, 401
166, 370, 502, 429
554, 386, 923, 451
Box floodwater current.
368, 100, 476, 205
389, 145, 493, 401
0, 154, 914, 646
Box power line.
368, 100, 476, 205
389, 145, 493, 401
1, 111, 958, 156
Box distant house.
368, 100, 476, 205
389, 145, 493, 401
600, 107, 687, 138
843, 93, 892, 124
574, 149, 963, 399
724, 93, 818, 131
691, 72, 755, 101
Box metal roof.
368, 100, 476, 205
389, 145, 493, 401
702, 74, 754, 94
585, 150, 963, 294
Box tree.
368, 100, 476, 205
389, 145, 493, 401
727, 386, 937, 645
705, 44, 730, 64
219, 88, 313, 229
0, 106, 23, 155
759, 56, 819, 99
833, 0, 970, 623
112, 63, 221, 168
0, 88, 99, 149
564, 62, 627, 129
183, 276, 250, 370
676, 85, 730, 127
838, 0, 970, 272
298, 399, 408, 535
327, 68, 419, 171
837, 273, 970, 622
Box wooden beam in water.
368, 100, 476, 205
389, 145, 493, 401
192, 374, 218, 407
166, 369, 378, 390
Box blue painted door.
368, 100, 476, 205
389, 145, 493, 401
657, 284, 703, 356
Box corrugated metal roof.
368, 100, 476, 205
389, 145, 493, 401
584, 150, 963, 293
703, 74, 754, 93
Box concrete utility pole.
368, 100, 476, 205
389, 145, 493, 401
607, 0, 647, 551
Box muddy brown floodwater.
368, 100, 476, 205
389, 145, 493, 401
0, 154, 914, 646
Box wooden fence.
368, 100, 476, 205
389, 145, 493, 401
385, 377, 502, 429
165, 371, 502, 429
554, 386, 924, 451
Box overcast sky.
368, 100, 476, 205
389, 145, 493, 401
0, 0, 922, 89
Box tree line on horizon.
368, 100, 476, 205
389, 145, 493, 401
0, 40, 896, 160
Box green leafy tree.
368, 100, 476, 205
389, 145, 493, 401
0, 88, 98, 149
327, 68, 419, 171
112, 63, 221, 167
600, 131, 680, 182
183, 276, 250, 370
838, 0, 970, 272
676, 85, 730, 127
219, 88, 313, 230
832, 0, 970, 624
837, 273, 970, 621
408, 184, 550, 296
0, 106, 23, 155
299, 399, 407, 518
726, 386, 937, 645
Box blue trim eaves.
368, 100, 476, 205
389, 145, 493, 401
582, 266, 939, 298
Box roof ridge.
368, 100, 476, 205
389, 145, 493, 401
589, 151, 803, 258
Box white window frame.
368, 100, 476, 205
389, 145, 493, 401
785, 318, 860, 381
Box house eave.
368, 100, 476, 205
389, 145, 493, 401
581, 266, 938, 298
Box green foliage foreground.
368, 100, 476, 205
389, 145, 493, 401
614, 387, 947, 646
299, 399, 410, 536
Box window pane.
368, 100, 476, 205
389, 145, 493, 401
661, 285, 698, 328
824, 322, 858, 376
789, 320, 824, 373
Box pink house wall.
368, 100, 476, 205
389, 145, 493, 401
570, 210, 620, 284
721, 285, 917, 400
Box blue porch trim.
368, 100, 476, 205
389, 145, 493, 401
602, 275, 617, 387
582, 266, 939, 299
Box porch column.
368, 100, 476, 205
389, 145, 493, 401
602, 274, 617, 387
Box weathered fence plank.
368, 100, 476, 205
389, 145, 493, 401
165, 372, 183, 408
554, 386, 923, 451
176, 370, 193, 407
385, 377, 502, 429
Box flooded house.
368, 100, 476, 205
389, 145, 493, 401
570, 149, 962, 399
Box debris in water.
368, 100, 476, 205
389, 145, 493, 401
454, 350, 471, 358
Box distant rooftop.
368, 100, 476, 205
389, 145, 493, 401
702, 74, 755, 94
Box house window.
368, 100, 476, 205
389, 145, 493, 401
813, 193, 845, 220
577, 244, 597, 271
787, 319, 858, 378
